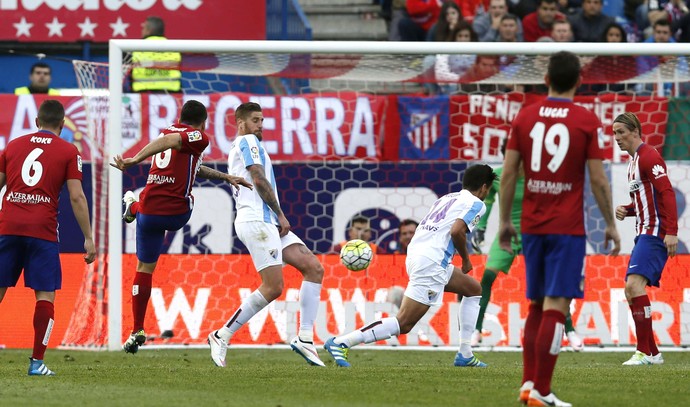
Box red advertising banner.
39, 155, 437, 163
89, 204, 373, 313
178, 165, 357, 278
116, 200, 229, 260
0, 1, 265, 42
0, 93, 390, 161
2, 254, 689, 349
449, 94, 668, 163
0, 93, 666, 163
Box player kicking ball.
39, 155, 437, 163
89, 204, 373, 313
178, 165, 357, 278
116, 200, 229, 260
111, 100, 251, 354
324, 164, 497, 368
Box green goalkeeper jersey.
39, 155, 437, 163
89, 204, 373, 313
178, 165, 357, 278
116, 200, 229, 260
476, 166, 524, 233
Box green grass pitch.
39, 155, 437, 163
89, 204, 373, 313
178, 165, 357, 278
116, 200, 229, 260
1, 348, 688, 406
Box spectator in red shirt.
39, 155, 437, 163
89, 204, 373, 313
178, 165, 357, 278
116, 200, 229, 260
400, 0, 443, 41
522, 0, 561, 41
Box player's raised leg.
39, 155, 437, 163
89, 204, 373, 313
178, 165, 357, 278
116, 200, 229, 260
283, 241, 325, 367
325, 294, 425, 367
122, 190, 138, 223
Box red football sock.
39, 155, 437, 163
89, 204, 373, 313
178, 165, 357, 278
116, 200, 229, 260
130, 201, 140, 216
533, 310, 566, 396
522, 303, 543, 384
630, 295, 653, 355
32, 300, 55, 360
132, 272, 153, 333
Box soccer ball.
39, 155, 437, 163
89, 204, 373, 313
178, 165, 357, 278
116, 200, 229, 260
339, 239, 373, 271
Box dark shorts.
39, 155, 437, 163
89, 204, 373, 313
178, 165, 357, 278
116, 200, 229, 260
626, 234, 668, 287
0, 235, 61, 291
522, 234, 586, 300
136, 211, 192, 263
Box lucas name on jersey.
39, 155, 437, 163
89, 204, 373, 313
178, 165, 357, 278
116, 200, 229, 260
5, 191, 51, 204
539, 106, 569, 118
147, 174, 176, 184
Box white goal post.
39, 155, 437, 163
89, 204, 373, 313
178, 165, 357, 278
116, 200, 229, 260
102, 40, 690, 351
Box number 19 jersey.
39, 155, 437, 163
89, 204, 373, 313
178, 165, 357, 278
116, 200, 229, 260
507, 98, 604, 235
407, 190, 486, 268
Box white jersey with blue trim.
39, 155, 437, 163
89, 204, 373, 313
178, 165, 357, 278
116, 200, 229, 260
407, 189, 486, 268
228, 134, 279, 225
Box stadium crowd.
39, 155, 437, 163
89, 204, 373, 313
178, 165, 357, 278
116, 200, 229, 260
379, 0, 690, 96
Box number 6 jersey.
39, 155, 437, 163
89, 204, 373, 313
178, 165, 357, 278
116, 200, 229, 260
507, 98, 604, 235
0, 130, 82, 242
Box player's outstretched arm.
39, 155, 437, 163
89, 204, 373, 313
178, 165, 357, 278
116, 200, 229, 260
67, 179, 97, 264
248, 164, 290, 237
450, 219, 472, 274
587, 159, 621, 256
197, 165, 253, 190
110, 133, 182, 171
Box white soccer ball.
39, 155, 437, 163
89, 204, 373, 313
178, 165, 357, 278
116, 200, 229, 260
339, 239, 373, 271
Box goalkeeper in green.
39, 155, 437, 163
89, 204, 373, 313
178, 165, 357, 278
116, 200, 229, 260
470, 142, 583, 351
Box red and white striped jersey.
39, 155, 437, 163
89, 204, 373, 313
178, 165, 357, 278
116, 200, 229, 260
625, 143, 678, 238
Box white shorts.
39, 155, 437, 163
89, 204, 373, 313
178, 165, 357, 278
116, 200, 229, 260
404, 255, 454, 306
235, 221, 305, 272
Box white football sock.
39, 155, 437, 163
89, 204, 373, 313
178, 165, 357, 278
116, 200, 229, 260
336, 317, 400, 348
298, 281, 322, 342
459, 296, 481, 358
216, 290, 269, 342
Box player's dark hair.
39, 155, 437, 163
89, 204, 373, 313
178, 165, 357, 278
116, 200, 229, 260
180, 100, 207, 126
235, 102, 262, 123
463, 164, 497, 191
613, 112, 642, 135
145, 16, 165, 37
399, 218, 419, 230
30, 62, 51, 74
37, 100, 64, 128
547, 51, 580, 93
538, 0, 557, 6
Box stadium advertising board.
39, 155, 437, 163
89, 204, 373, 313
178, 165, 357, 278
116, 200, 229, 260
445, 93, 667, 163
0, 94, 672, 162
0, 93, 389, 161
1, 254, 689, 348
0, 0, 264, 42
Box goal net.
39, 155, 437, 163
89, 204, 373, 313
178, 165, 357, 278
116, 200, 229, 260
64, 41, 690, 351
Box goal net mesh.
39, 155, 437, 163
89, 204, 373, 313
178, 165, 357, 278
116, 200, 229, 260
62, 44, 690, 350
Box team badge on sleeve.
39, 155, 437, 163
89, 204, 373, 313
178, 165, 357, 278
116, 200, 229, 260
470, 214, 481, 228
187, 130, 202, 142
250, 146, 260, 161
77, 155, 83, 172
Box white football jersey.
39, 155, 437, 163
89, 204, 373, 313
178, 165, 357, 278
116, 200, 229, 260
228, 134, 279, 225
407, 189, 485, 268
